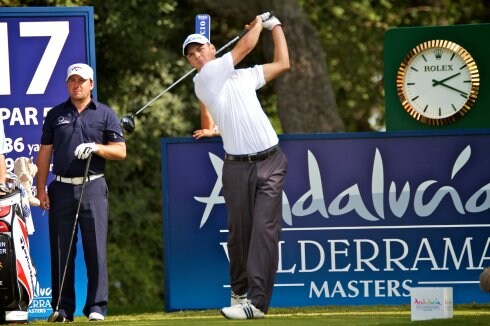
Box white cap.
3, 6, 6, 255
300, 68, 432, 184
182, 33, 210, 56
66, 63, 94, 81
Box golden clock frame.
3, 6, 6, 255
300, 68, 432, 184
396, 40, 480, 126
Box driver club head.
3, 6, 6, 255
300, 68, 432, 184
120, 114, 136, 133
47, 310, 60, 322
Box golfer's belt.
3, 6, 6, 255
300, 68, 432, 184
54, 174, 104, 185
225, 145, 280, 163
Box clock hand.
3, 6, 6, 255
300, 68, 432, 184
432, 72, 461, 86
435, 81, 468, 97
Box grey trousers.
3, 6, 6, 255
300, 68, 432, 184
222, 148, 288, 313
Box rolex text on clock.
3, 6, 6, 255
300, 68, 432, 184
396, 40, 480, 125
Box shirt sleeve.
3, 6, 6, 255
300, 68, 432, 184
40, 108, 55, 145
102, 104, 125, 143
252, 64, 266, 90
195, 53, 235, 106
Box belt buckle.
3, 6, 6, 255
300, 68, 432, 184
247, 153, 257, 163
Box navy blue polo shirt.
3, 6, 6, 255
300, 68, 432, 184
41, 98, 125, 177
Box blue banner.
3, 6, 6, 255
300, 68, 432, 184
195, 14, 210, 40
0, 7, 96, 319
161, 130, 490, 311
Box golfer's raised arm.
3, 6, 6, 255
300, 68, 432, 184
263, 24, 290, 82
231, 16, 263, 66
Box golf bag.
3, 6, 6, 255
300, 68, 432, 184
0, 188, 37, 323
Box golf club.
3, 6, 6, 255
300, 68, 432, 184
120, 12, 274, 133
47, 153, 93, 323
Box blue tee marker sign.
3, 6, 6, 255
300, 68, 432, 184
195, 14, 210, 40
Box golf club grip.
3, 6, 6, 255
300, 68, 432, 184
75, 153, 92, 221
82, 153, 92, 184
215, 11, 275, 56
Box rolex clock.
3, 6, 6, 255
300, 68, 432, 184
396, 40, 480, 125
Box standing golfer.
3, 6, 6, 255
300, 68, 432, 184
183, 12, 289, 319
36, 63, 126, 322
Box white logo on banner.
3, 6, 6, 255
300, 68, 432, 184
195, 145, 489, 227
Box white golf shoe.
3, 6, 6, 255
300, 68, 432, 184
88, 312, 104, 321
221, 300, 265, 320
230, 291, 247, 306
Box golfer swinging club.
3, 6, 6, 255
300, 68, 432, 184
36, 63, 126, 322
183, 12, 289, 319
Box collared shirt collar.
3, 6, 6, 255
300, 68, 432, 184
64, 96, 98, 112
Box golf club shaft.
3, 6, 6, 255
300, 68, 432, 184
54, 153, 93, 313
131, 29, 248, 119
215, 29, 247, 56
132, 67, 196, 118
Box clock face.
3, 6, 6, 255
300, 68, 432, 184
396, 40, 480, 125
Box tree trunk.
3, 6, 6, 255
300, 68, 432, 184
274, 0, 344, 132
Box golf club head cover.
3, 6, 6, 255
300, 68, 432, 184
14, 156, 40, 206
0, 182, 10, 194
74, 142, 99, 160
260, 12, 281, 30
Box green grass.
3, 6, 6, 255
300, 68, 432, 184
28, 304, 490, 325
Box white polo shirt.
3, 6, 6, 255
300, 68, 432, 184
194, 52, 278, 155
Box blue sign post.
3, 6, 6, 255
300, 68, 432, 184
195, 14, 210, 40
0, 6, 96, 320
